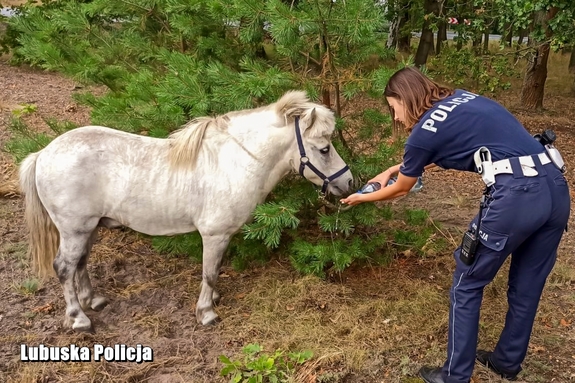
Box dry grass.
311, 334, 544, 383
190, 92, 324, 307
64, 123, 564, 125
0, 157, 19, 198
0, 179, 19, 198
214, 267, 451, 380
1, 0, 29, 6
8, 356, 187, 383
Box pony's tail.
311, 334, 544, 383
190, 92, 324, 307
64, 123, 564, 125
19, 152, 59, 278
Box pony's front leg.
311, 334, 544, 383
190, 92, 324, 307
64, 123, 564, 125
196, 234, 231, 325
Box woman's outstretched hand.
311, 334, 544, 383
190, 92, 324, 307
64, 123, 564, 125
340, 192, 365, 206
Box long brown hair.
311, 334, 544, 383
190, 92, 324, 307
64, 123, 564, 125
384, 67, 454, 131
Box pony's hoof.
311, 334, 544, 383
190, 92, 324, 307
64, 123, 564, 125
91, 296, 109, 312
63, 316, 74, 329
71, 316, 94, 333
203, 315, 221, 326
198, 311, 220, 326
74, 324, 96, 334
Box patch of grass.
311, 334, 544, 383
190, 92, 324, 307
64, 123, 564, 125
523, 359, 555, 382
14, 278, 40, 295
548, 263, 575, 286
393, 227, 434, 251
21, 311, 36, 319
4, 118, 53, 164
216, 269, 450, 380
219, 343, 313, 383
420, 234, 452, 257
448, 194, 469, 209
405, 209, 429, 226
0, 241, 28, 265
386, 208, 456, 258
134, 311, 174, 338
3, 117, 77, 164
544, 50, 575, 97
540, 334, 567, 348
316, 371, 347, 382
378, 204, 394, 220
394, 229, 422, 247
11, 103, 37, 117
114, 280, 159, 298
400, 378, 424, 383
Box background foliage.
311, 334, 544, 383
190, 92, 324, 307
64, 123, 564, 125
1, 0, 573, 277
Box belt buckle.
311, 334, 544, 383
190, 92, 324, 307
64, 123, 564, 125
521, 164, 538, 177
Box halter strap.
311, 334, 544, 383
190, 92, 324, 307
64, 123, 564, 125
295, 116, 350, 193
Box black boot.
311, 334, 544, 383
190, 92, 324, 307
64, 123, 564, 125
418, 366, 445, 383
476, 350, 519, 381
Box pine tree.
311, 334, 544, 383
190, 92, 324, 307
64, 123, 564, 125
4, 0, 426, 276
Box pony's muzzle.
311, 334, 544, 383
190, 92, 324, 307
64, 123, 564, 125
327, 174, 354, 196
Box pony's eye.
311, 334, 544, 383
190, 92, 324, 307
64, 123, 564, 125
319, 146, 330, 154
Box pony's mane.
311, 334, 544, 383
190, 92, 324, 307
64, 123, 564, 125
168, 90, 334, 169
168, 116, 229, 169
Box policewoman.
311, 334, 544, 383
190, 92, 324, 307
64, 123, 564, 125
340, 67, 570, 383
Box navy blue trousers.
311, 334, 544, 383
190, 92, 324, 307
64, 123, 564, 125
441, 159, 570, 383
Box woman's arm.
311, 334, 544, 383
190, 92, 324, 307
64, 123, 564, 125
340, 173, 418, 205
368, 163, 436, 184
340, 163, 437, 206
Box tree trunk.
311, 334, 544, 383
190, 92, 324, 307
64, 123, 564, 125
387, 0, 412, 52
517, 28, 528, 45
397, 3, 412, 53
515, 26, 531, 61
472, 34, 482, 54
456, 29, 463, 51
322, 88, 331, 109
415, 29, 434, 67
569, 48, 575, 74
501, 22, 513, 46
414, 0, 440, 67
436, 19, 447, 54
387, 14, 400, 49
520, 7, 559, 109
397, 33, 411, 52
483, 31, 489, 53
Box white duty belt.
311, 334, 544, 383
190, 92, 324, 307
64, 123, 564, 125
492, 152, 551, 176
474, 147, 551, 187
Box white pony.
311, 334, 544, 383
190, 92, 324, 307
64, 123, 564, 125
19, 90, 353, 332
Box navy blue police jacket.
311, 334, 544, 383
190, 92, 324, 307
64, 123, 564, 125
399, 89, 544, 178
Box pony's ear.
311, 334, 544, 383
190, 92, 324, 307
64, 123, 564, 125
300, 108, 317, 132
275, 90, 308, 120
308, 108, 317, 130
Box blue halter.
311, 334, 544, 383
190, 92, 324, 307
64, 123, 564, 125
294, 116, 350, 194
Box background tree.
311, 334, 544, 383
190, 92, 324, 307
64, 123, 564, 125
414, 0, 442, 66
520, 5, 558, 108
489, 0, 575, 108
386, 0, 414, 52
3, 0, 425, 277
